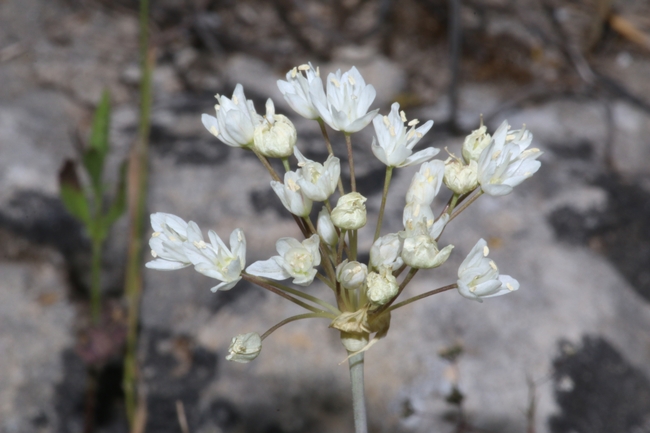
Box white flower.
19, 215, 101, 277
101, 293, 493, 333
201, 84, 262, 148
462, 123, 491, 163
270, 171, 313, 217
366, 268, 399, 307
245, 235, 321, 286
146, 213, 201, 270
405, 160, 446, 205
336, 260, 368, 291
369, 233, 403, 272
371, 103, 438, 167
443, 158, 478, 195
317, 207, 338, 246
400, 219, 453, 269
183, 228, 247, 292
456, 238, 520, 302
331, 192, 367, 230
226, 332, 262, 363
477, 120, 542, 196
294, 147, 340, 201
310, 66, 379, 133
253, 99, 297, 158
277, 63, 324, 120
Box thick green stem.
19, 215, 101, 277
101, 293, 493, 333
374, 166, 393, 242
282, 157, 291, 173
90, 238, 102, 324
123, 0, 153, 425
345, 134, 356, 192
349, 352, 368, 433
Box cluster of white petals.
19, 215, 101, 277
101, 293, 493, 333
336, 260, 368, 291
371, 103, 437, 168
201, 84, 262, 148
366, 267, 399, 306
246, 235, 321, 286
310, 66, 379, 133
443, 158, 478, 195
295, 147, 340, 201
457, 238, 519, 302
226, 332, 262, 363
477, 120, 542, 196
277, 63, 323, 120
146, 213, 246, 292
369, 233, 403, 272
331, 192, 367, 230
253, 99, 297, 158
271, 171, 313, 217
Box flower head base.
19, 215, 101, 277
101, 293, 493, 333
372, 103, 438, 168
146, 213, 199, 270
277, 63, 324, 120
331, 192, 367, 230
201, 84, 262, 148
226, 332, 262, 363
477, 120, 542, 196
457, 238, 520, 302
253, 99, 297, 158
295, 147, 340, 202
184, 227, 247, 292
246, 235, 321, 286
310, 66, 379, 133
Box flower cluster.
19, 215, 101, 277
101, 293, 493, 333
147, 63, 542, 365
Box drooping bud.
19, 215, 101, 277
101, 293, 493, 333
331, 192, 367, 230
366, 268, 399, 307
226, 332, 262, 363
443, 158, 478, 195
336, 260, 368, 291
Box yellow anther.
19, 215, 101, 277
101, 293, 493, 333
210, 126, 219, 136
407, 130, 416, 140
400, 111, 407, 123
297, 161, 306, 167
232, 95, 239, 105
316, 66, 320, 77
151, 250, 158, 258
152, 232, 161, 238
287, 178, 301, 191
506, 283, 514, 291
214, 104, 221, 111
489, 260, 497, 270
348, 75, 356, 85
469, 286, 477, 293
383, 116, 390, 127
483, 245, 489, 256
416, 132, 423, 138
389, 126, 396, 137
330, 77, 340, 87
491, 150, 502, 160
298, 64, 310, 71
408, 119, 420, 126
168, 235, 178, 242
291, 67, 298, 78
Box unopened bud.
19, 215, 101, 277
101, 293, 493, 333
366, 268, 399, 306
336, 260, 368, 291
226, 332, 262, 363
254, 99, 297, 158
443, 158, 478, 195
331, 192, 367, 230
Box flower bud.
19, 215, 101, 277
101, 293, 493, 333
462, 124, 491, 163
369, 233, 403, 271
253, 99, 297, 158
317, 207, 338, 246
366, 268, 399, 307
443, 158, 478, 195
226, 332, 262, 363
331, 192, 367, 230
401, 233, 454, 269
336, 260, 368, 291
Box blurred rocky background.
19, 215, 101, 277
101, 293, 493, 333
2, 0, 650, 432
